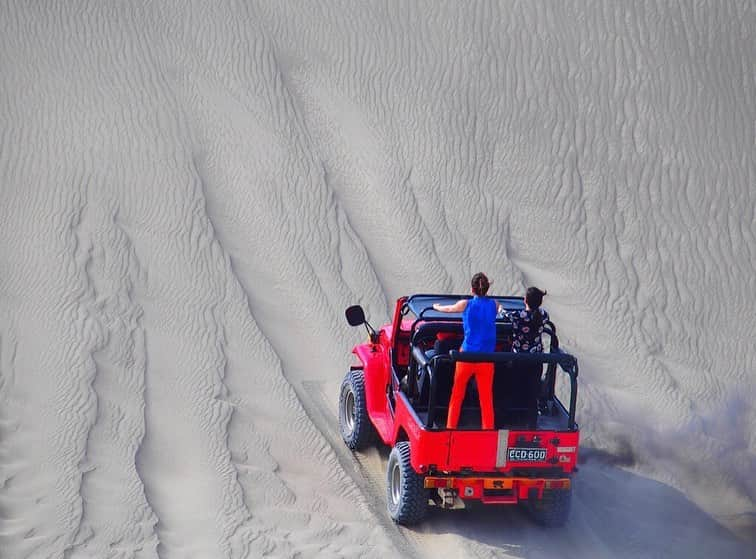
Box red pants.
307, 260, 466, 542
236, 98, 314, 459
446, 361, 494, 429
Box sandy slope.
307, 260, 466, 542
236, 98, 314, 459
0, 1, 753, 558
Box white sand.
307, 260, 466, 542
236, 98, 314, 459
0, 1, 753, 557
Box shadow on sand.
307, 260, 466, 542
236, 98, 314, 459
403, 449, 752, 559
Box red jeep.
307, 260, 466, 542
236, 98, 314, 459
339, 294, 579, 526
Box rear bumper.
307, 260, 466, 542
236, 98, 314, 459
424, 476, 570, 504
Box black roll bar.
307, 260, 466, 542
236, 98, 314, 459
406, 293, 524, 305
410, 310, 461, 333
448, 350, 578, 430
402, 305, 577, 430
411, 348, 578, 431
449, 350, 575, 368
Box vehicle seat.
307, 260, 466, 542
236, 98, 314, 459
427, 335, 461, 359
493, 360, 542, 429
426, 355, 455, 427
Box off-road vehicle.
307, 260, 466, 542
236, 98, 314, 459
339, 294, 579, 526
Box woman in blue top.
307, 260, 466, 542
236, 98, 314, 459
433, 272, 497, 429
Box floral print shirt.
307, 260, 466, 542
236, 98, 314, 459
507, 308, 549, 353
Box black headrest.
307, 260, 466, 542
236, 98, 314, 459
411, 322, 463, 345
411, 321, 513, 345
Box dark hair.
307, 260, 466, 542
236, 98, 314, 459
471, 272, 490, 296
525, 286, 547, 330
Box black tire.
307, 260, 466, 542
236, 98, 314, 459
386, 441, 428, 525
339, 370, 377, 450
527, 486, 572, 527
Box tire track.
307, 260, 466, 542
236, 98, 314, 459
298, 380, 423, 559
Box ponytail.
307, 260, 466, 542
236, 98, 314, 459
471, 272, 490, 296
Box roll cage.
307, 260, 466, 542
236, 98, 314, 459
393, 294, 579, 431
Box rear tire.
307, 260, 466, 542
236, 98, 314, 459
339, 370, 377, 450
527, 486, 572, 527
386, 441, 428, 525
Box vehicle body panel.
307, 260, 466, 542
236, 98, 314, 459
387, 392, 580, 475
351, 342, 393, 443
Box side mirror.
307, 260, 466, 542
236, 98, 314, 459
345, 304, 379, 345
345, 305, 366, 327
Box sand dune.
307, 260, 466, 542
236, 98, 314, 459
0, 1, 753, 557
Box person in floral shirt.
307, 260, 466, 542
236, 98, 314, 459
506, 287, 549, 353
499, 287, 549, 428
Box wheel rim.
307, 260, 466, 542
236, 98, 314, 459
344, 390, 355, 434
390, 459, 402, 505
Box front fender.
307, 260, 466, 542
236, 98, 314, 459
352, 343, 392, 438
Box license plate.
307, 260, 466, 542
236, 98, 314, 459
507, 447, 547, 462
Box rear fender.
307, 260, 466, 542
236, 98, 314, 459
393, 393, 451, 473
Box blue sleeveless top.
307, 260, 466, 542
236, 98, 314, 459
461, 296, 497, 352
